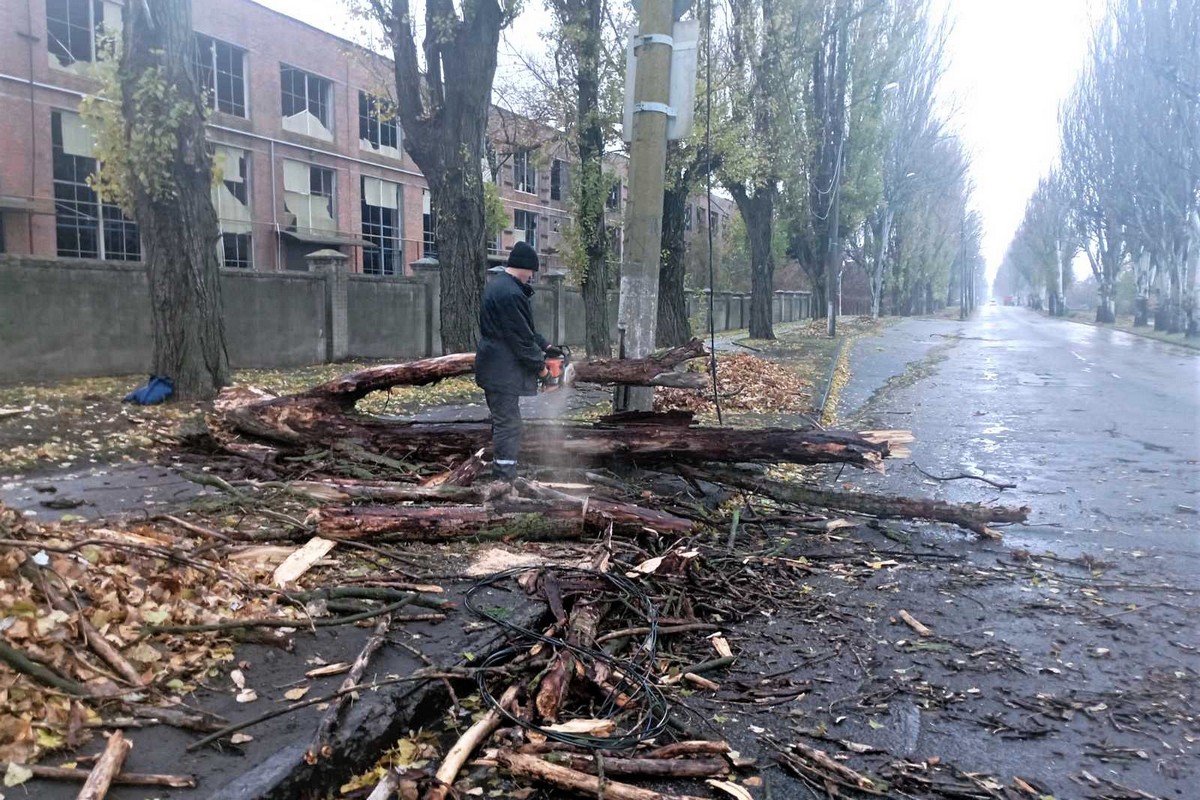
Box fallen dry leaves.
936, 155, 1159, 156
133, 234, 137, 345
655, 353, 813, 414
0, 503, 316, 765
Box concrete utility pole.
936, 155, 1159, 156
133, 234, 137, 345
617, 0, 673, 411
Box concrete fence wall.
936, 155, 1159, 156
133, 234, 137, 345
0, 254, 813, 384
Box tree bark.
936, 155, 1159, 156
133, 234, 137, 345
566, 0, 612, 358
121, 0, 228, 400
535, 598, 605, 722
571, 337, 705, 385
691, 465, 1027, 538
731, 186, 776, 339
497, 751, 709, 800
78, 731, 132, 800
219, 409, 888, 471
657, 146, 694, 347
381, 0, 506, 352
318, 498, 693, 540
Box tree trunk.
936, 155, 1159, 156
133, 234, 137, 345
657, 148, 693, 347
382, 0, 505, 353
571, 0, 612, 357
732, 187, 776, 339
1096, 279, 1117, 323
121, 0, 229, 400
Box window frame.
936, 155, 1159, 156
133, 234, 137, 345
194, 34, 248, 118
47, 0, 97, 67
280, 65, 333, 135
513, 209, 538, 250
550, 158, 564, 201
358, 91, 400, 153
606, 180, 621, 211
361, 176, 400, 276
513, 150, 537, 195
422, 190, 438, 260
51, 109, 141, 261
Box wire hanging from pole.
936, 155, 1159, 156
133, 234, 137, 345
704, 0, 722, 425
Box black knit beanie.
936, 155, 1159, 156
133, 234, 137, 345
507, 241, 540, 271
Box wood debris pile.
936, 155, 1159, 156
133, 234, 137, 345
0, 344, 1036, 798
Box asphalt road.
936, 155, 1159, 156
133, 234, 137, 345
841, 304, 1200, 570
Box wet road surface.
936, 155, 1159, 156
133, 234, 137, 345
841, 305, 1200, 570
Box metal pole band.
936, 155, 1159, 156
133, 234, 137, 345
633, 101, 676, 117
638, 33, 675, 46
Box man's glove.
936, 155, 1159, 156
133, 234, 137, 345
544, 345, 564, 358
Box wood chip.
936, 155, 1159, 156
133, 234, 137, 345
706, 779, 754, 800
273, 537, 337, 587
709, 635, 733, 658
543, 718, 617, 736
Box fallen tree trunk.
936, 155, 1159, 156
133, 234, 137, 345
215, 407, 888, 471
691, 465, 1028, 538
216, 341, 707, 419
318, 498, 693, 540
571, 338, 707, 388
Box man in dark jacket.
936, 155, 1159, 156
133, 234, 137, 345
476, 241, 552, 481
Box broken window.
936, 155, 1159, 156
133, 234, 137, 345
359, 92, 399, 154
194, 35, 247, 118
513, 209, 538, 249
422, 190, 437, 260
550, 159, 565, 201
606, 180, 621, 211
281, 66, 333, 141
513, 150, 537, 194
51, 110, 140, 261
282, 160, 336, 233
211, 145, 252, 268
361, 176, 400, 276
47, 0, 97, 67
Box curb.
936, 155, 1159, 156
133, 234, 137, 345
817, 336, 851, 424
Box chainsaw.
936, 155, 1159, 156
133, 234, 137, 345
539, 345, 574, 393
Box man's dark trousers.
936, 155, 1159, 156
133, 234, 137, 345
485, 391, 522, 480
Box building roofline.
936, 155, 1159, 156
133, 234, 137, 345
244, 0, 390, 65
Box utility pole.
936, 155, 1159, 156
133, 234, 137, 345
825, 138, 843, 338
616, 0, 673, 411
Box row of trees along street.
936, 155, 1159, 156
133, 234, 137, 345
996, 0, 1200, 335
88, 0, 985, 399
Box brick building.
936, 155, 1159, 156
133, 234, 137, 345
0, 0, 724, 280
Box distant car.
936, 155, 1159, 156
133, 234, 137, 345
989, 299, 997, 305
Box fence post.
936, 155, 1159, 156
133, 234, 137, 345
306, 249, 349, 362
410, 256, 442, 357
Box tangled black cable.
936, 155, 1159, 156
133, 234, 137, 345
465, 566, 671, 750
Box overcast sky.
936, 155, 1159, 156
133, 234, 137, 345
254, 0, 1103, 279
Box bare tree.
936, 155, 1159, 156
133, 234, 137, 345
358, 0, 515, 351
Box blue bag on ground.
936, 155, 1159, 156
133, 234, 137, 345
124, 375, 174, 405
